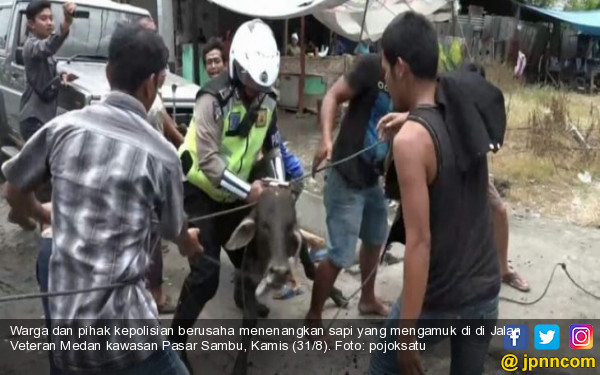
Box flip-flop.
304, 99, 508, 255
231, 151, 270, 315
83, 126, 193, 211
273, 284, 304, 300
502, 271, 530, 292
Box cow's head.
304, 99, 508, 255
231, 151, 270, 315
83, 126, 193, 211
225, 186, 303, 297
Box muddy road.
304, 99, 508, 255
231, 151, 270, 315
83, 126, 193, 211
0, 111, 598, 374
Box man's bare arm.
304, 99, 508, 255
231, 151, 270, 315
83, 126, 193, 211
312, 76, 355, 175
394, 121, 437, 327
161, 108, 184, 147
3, 184, 50, 225
319, 75, 355, 144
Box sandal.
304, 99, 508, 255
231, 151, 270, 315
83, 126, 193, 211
502, 271, 530, 292
273, 284, 303, 300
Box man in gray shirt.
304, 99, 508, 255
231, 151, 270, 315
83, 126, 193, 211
19, 0, 77, 141
3, 24, 201, 374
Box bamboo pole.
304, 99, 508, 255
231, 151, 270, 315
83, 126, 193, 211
298, 16, 306, 114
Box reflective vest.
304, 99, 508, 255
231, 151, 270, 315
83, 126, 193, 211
179, 80, 276, 202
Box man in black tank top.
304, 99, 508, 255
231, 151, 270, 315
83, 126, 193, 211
369, 12, 500, 375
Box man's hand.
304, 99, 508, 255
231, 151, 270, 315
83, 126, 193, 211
60, 73, 78, 85
246, 180, 264, 203
178, 228, 203, 258
397, 335, 424, 375
37, 202, 52, 227
63, 2, 76, 24
312, 139, 332, 177
377, 112, 409, 142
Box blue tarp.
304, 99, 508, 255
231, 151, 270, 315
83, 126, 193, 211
520, 3, 600, 36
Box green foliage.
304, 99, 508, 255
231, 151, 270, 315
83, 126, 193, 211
438, 39, 464, 72
524, 0, 557, 7
566, 0, 600, 10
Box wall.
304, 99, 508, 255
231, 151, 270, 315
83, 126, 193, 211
278, 55, 353, 112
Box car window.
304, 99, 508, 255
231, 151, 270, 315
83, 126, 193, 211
15, 3, 146, 60
48, 3, 146, 59
0, 6, 11, 52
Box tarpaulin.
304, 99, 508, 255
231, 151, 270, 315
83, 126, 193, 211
519, 2, 600, 36
313, 0, 450, 42
207, 0, 348, 19
208, 0, 451, 42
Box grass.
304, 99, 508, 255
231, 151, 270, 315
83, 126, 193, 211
485, 64, 600, 227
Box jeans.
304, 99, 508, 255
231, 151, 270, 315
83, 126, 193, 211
369, 297, 499, 375
37, 237, 62, 375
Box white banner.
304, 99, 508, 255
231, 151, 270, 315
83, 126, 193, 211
314, 0, 450, 42
207, 0, 348, 19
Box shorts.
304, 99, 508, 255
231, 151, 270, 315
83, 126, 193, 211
324, 168, 388, 269
487, 174, 503, 209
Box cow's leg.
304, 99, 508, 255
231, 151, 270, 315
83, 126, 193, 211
233, 275, 259, 375
299, 239, 349, 308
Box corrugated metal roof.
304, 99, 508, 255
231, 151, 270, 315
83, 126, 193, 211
519, 2, 600, 36
457, 14, 484, 31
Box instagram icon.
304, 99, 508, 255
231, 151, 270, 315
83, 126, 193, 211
570, 325, 593, 349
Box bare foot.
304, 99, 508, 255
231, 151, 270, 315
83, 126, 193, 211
304, 314, 331, 345
358, 299, 390, 317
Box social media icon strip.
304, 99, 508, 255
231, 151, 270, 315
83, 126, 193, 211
570, 325, 593, 349
534, 324, 560, 350
504, 325, 529, 350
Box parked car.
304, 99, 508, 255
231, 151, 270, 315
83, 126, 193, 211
0, 0, 198, 157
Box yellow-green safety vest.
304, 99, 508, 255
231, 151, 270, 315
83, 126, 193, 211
179, 94, 276, 202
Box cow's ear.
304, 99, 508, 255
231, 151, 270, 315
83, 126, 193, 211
225, 215, 256, 250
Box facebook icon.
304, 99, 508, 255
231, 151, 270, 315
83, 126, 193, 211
504, 325, 529, 350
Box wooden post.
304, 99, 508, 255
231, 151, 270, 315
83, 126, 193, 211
283, 19, 289, 57
298, 16, 306, 115
190, 0, 199, 84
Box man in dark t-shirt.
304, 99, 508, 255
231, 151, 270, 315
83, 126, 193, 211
307, 54, 392, 329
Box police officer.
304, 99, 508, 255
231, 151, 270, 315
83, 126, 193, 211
169, 19, 284, 372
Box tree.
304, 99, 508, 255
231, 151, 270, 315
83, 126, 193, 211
524, 0, 558, 7
566, 0, 600, 10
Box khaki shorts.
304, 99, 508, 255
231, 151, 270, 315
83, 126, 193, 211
488, 174, 503, 208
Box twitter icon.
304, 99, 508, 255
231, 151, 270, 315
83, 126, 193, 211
535, 325, 560, 350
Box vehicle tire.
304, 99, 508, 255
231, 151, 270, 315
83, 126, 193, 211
0, 91, 11, 146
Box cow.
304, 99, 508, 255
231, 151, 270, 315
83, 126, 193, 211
223, 178, 346, 375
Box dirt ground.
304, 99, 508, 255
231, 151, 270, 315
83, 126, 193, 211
0, 111, 599, 374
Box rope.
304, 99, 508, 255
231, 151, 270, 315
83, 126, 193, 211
0, 141, 384, 304
500, 262, 600, 305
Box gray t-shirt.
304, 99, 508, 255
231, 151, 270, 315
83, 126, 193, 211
19, 32, 69, 124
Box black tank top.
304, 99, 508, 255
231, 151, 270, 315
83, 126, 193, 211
399, 106, 500, 311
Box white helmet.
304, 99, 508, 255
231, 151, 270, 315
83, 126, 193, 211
229, 19, 280, 92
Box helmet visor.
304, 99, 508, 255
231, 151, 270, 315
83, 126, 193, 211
234, 61, 273, 93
